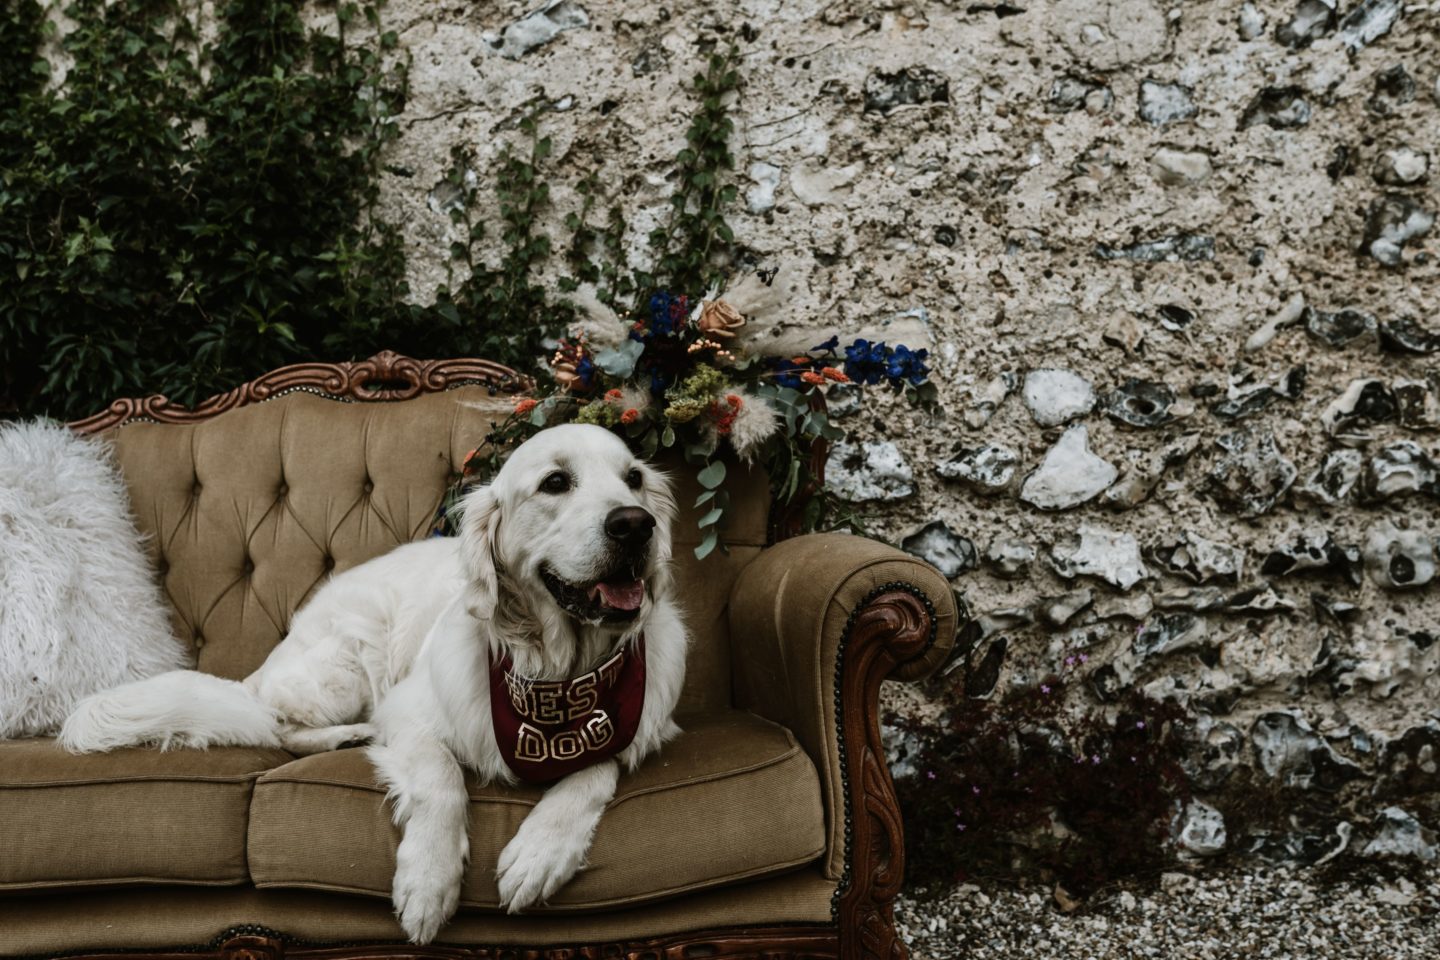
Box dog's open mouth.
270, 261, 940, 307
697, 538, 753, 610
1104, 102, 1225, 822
541, 567, 645, 623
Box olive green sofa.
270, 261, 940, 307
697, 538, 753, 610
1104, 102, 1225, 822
0, 352, 955, 960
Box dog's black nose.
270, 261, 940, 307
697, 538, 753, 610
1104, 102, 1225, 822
605, 506, 655, 546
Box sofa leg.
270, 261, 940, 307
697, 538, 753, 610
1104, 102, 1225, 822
218, 933, 286, 960
835, 587, 937, 960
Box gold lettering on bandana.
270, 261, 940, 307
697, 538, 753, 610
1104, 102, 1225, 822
490, 639, 645, 783
512, 713, 616, 762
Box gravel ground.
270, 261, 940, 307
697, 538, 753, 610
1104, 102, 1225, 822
896, 861, 1440, 959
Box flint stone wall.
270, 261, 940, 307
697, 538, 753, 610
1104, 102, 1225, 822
378, 1, 1440, 863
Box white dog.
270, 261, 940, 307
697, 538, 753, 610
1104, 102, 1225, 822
60, 423, 687, 943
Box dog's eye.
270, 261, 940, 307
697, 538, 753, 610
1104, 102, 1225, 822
625, 467, 643, 490
540, 471, 571, 495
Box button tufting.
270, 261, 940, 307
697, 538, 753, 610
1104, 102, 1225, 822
243, 557, 255, 575
323, 556, 336, 571
194, 633, 204, 648
192, 480, 203, 496
277, 482, 288, 498
362, 479, 374, 494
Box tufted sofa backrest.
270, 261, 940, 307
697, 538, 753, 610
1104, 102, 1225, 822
101, 386, 767, 711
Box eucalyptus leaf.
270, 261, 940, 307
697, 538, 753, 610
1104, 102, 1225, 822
594, 338, 644, 377
782, 457, 801, 503
694, 528, 720, 560
696, 459, 727, 489
698, 506, 724, 527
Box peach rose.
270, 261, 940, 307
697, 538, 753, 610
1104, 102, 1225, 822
697, 299, 746, 339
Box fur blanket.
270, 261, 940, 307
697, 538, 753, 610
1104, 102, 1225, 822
0, 420, 186, 739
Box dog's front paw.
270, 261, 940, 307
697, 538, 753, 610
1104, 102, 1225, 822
392, 858, 461, 944
495, 820, 588, 913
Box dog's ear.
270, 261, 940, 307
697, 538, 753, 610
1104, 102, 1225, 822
643, 465, 678, 596
459, 484, 501, 617
645, 466, 677, 557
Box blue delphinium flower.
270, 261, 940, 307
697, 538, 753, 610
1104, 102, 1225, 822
647, 291, 674, 335
843, 338, 889, 386
648, 366, 675, 396
886, 344, 929, 386
647, 290, 688, 336
574, 355, 597, 389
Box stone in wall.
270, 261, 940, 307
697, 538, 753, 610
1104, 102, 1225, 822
373, 0, 1440, 875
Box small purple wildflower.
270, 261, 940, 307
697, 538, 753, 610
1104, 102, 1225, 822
1040, 683, 1051, 694
1136, 720, 1146, 729
1079, 653, 1089, 663
926, 770, 936, 780
1091, 754, 1101, 765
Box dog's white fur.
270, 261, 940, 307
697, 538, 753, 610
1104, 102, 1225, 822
60, 424, 687, 943
0, 420, 186, 740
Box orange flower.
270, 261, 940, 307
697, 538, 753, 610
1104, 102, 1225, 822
514, 397, 538, 415
790, 356, 812, 365
801, 371, 826, 385
821, 367, 850, 383
709, 394, 743, 435
620, 408, 640, 424
605, 388, 624, 402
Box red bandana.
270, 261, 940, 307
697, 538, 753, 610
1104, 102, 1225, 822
488, 636, 646, 784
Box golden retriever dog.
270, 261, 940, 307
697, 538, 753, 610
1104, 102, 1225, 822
61, 424, 687, 942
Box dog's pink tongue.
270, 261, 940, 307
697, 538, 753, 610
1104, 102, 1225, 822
596, 579, 645, 610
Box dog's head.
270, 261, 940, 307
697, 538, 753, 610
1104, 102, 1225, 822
458, 424, 676, 653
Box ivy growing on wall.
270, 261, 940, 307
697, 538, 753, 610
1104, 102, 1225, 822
0, 1, 743, 421
1, 0, 415, 418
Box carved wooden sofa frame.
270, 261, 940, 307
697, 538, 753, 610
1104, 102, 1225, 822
52, 351, 953, 960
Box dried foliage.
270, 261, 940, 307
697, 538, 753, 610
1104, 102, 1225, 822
892, 678, 1192, 897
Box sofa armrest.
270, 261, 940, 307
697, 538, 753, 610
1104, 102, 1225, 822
728, 531, 956, 942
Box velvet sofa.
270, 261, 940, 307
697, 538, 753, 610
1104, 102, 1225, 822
0, 351, 956, 960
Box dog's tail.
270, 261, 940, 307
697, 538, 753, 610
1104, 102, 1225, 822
59, 670, 281, 753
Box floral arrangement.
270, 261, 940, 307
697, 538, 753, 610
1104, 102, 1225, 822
435, 278, 934, 557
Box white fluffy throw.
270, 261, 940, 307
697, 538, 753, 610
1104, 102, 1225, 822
0, 420, 187, 739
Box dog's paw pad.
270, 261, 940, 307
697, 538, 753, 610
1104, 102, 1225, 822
496, 835, 585, 913
338, 736, 374, 749
392, 867, 460, 944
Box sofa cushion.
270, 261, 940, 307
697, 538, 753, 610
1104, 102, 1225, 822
0, 740, 293, 891
247, 711, 825, 910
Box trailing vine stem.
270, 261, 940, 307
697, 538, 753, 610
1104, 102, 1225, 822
1, 3, 745, 424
